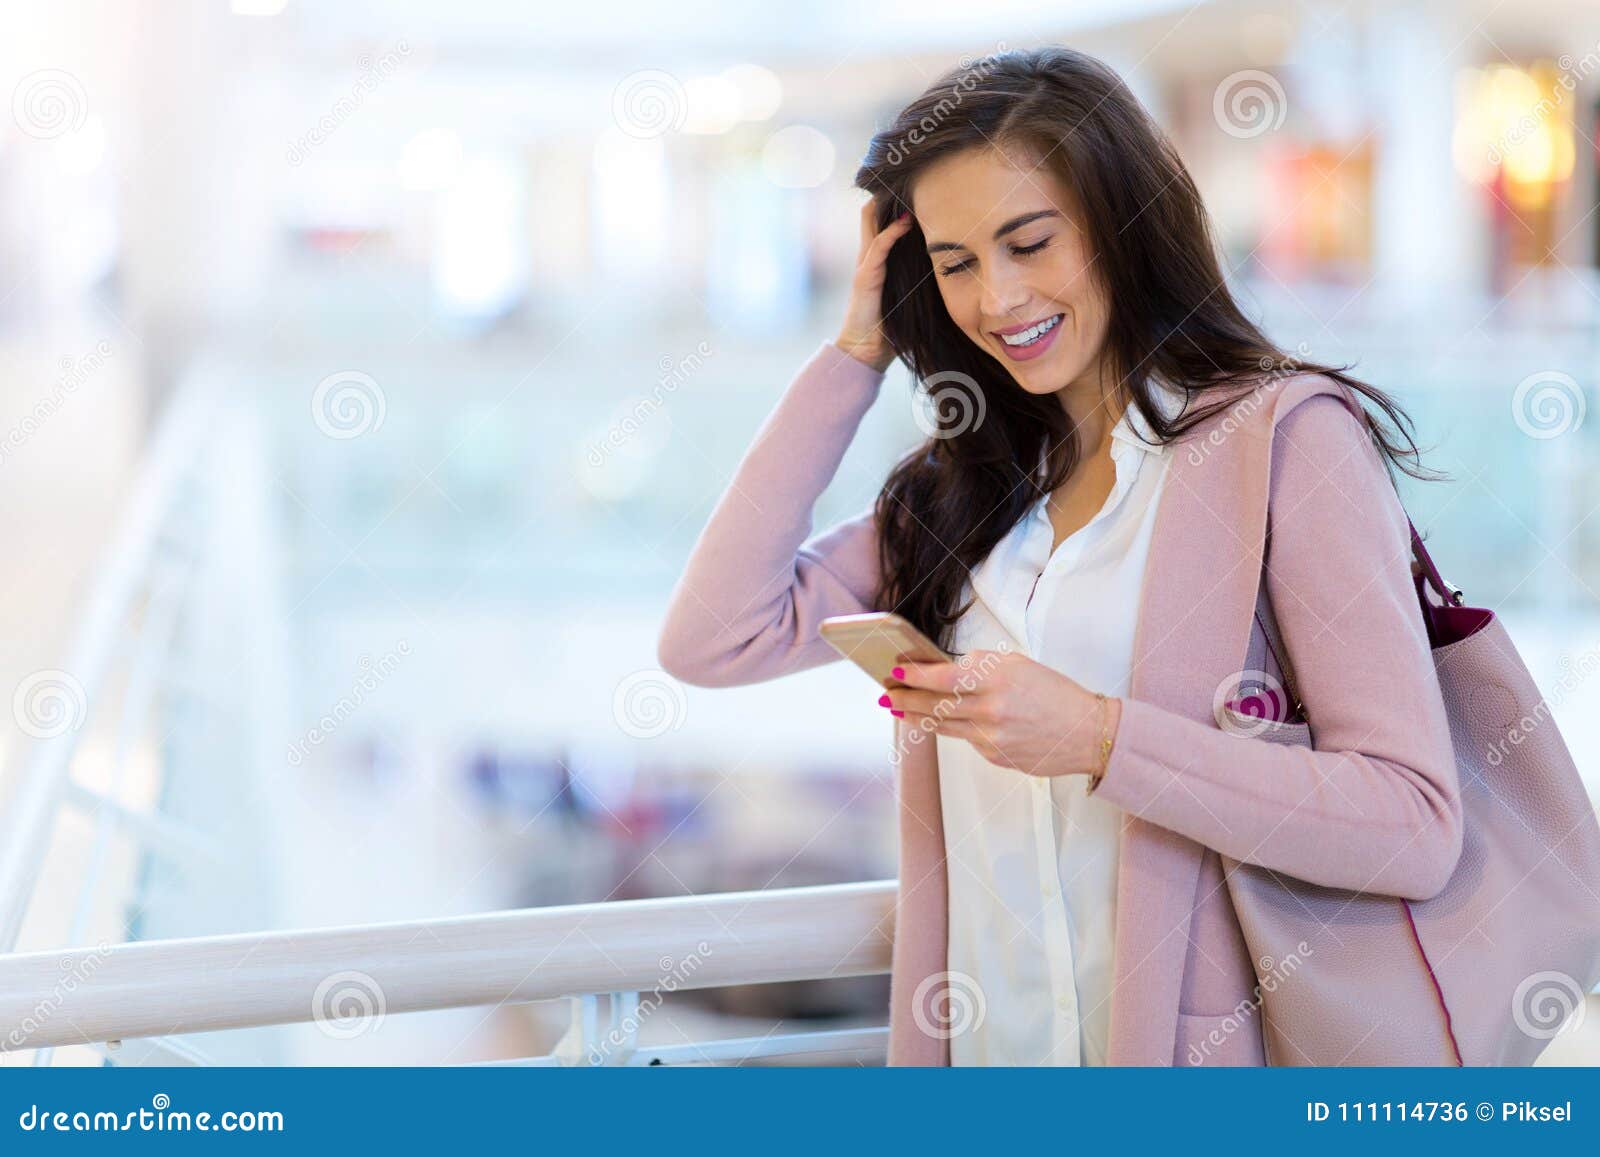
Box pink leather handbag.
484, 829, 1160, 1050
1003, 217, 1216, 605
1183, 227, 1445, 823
1224, 523, 1600, 1065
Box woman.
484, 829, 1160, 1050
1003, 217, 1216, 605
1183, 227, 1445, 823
656, 45, 1461, 1066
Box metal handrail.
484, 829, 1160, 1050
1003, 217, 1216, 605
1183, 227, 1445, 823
0, 879, 897, 1056
0, 376, 217, 951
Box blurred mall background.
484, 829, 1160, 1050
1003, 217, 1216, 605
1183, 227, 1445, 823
2, 0, 1600, 1064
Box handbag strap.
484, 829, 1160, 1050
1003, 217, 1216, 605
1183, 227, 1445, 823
1408, 519, 1464, 606
1253, 516, 1455, 717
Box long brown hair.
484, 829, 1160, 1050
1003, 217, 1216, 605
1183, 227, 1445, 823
854, 44, 1433, 652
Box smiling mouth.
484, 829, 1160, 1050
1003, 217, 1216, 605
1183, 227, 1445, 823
995, 314, 1063, 348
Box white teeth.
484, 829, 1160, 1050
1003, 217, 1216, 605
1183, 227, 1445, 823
1000, 314, 1062, 347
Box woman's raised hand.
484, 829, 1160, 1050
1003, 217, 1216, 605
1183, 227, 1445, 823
834, 198, 916, 373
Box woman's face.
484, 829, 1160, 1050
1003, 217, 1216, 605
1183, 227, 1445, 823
910, 145, 1111, 399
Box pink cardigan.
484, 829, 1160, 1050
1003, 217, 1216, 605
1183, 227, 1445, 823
656, 341, 1462, 1066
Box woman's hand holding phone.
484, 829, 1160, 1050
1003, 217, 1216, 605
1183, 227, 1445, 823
833, 198, 916, 373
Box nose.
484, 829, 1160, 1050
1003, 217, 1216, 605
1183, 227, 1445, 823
977, 261, 1032, 330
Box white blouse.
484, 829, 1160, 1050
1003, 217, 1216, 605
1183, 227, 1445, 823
937, 383, 1184, 1066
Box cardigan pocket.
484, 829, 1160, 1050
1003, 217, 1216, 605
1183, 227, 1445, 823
1174, 1009, 1266, 1066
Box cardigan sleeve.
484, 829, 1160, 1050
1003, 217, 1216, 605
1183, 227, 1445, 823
1091, 393, 1465, 902
655, 340, 888, 688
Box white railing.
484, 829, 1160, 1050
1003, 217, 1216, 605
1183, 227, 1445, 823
0, 373, 221, 952
0, 880, 897, 1066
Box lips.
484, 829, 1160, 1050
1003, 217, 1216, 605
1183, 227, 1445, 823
992, 314, 1058, 336
992, 312, 1064, 362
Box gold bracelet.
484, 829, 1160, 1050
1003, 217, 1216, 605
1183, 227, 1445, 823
1086, 692, 1114, 795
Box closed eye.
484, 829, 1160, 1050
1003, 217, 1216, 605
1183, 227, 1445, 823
936, 236, 1052, 277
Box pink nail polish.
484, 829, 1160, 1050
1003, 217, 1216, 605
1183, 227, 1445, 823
878, 694, 892, 707
890, 709, 905, 718
891, 666, 905, 680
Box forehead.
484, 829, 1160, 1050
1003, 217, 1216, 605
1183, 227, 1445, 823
909, 144, 1073, 242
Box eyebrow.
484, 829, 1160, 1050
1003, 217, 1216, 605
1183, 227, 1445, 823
924, 209, 1063, 255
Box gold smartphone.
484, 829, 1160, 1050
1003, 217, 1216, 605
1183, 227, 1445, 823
818, 612, 952, 689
